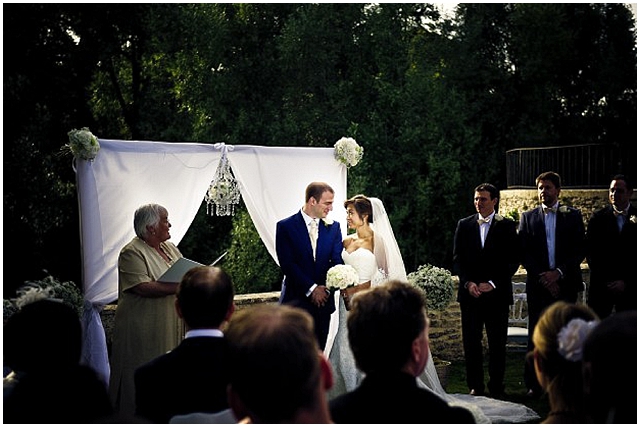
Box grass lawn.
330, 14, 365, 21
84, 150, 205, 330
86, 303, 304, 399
442, 350, 550, 423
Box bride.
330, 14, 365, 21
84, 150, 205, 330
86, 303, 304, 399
325, 195, 539, 424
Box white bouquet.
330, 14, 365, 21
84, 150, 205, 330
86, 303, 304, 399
67, 127, 100, 161
326, 264, 359, 291
334, 137, 363, 168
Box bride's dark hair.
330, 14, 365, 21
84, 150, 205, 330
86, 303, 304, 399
344, 194, 374, 223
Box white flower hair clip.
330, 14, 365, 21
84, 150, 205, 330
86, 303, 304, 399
557, 318, 599, 362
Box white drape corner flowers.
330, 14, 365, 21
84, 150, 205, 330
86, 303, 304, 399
66, 127, 100, 161
334, 137, 363, 168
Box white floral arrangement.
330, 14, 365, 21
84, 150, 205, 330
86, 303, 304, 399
334, 137, 363, 168
66, 127, 100, 161
326, 264, 359, 291
3, 275, 84, 323
630, 215, 636, 224
557, 318, 599, 362
407, 264, 455, 312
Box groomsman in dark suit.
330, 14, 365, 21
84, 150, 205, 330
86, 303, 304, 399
276, 181, 344, 350
134, 266, 235, 423
518, 171, 585, 397
586, 174, 636, 318
453, 183, 519, 397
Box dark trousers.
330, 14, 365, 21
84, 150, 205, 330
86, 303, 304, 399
460, 301, 509, 394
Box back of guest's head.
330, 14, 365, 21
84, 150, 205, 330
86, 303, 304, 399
348, 280, 428, 375
177, 266, 235, 329
532, 301, 598, 412
344, 194, 374, 222
226, 305, 324, 423
535, 171, 561, 188
305, 181, 334, 203
133, 203, 167, 238
582, 310, 637, 424
4, 298, 82, 374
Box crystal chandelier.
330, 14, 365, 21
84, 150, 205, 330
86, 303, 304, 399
205, 143, 241, 216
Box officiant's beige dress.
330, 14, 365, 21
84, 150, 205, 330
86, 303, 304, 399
108, 237, 184, 418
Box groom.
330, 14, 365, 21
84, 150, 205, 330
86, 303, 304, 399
276, 181, 344, 351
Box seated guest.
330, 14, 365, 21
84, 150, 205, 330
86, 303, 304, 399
134, 266, 235, 423
225, 305, 334, 423
582, 310, 637, 424
329, 280, 476, 424
4, 299, 114, 423
531, 301, 599, 424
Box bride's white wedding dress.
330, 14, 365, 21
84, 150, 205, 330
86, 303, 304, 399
325, 198, 539, 424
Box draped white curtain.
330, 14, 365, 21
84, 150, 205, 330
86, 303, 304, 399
76, 139, 347, 385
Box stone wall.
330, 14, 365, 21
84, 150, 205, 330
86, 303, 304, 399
499, 188, 636, 225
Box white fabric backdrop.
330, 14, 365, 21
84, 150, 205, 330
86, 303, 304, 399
76, 139, 347, 384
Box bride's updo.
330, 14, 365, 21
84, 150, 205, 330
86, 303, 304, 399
344, 194, 374, 223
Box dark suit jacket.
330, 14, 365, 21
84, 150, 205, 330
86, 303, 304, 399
329, 372, 476, 424
586, 204, 637, 303
134, 336, 229, 423
453, 213, 520, 306
275, 211, 343, 318
518, 204, 585, 302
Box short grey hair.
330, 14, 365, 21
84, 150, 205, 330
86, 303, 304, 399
133, 204, 166, 239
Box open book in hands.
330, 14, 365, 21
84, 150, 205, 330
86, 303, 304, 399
157, 251, 227, 283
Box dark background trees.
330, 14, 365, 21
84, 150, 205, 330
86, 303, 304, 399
4, 3, 636, 297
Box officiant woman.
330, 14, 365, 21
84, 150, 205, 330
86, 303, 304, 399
108, 203, 185, 419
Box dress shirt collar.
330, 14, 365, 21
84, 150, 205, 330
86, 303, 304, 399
300, 209, 316, 227
185, 328, 223, 339
612, 203, 630, 216
541, 202, 559, 213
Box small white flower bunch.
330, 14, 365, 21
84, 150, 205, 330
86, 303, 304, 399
407, 264, 455, 312
557, 318, 599, 362
67, 127, 100, 161
3, 276, 85, 322
334, 137, 363, 168
326, 264, 359, 291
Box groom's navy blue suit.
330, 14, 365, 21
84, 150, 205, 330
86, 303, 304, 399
276, 211, 343, 350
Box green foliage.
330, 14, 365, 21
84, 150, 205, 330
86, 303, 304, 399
4, 4, 636, 295
224, 208, 282, 294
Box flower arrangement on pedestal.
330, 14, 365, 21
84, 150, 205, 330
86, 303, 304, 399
407, 264, 455, 313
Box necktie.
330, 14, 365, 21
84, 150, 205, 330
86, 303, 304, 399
612, 207, 626, 217
543, 206, 557, 214
309, 219, 318, 258
477, 217, 491, 225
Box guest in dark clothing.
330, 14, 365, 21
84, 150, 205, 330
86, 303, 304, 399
453, 183, 520, 397
582, 310, 637, 424
329, 280, 476, 424
518, 171, 585, 397
4, 299, 114, 423
586, 174, 636, 318
134, 266, 235, 423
